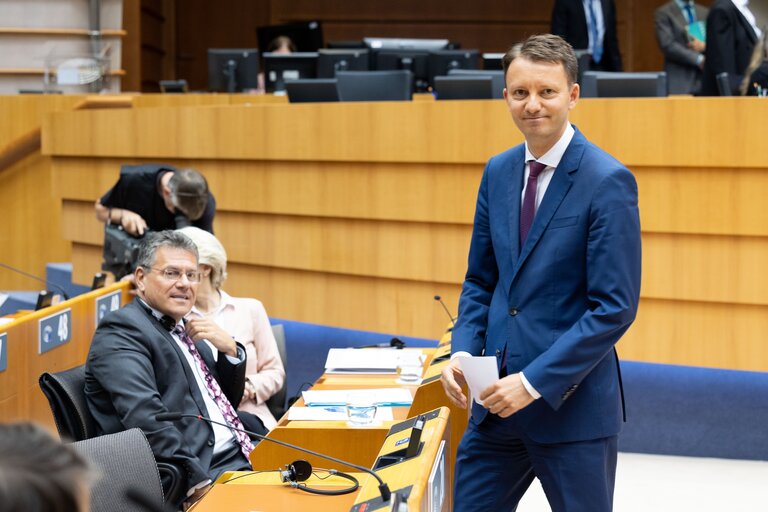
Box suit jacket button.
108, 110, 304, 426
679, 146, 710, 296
495, 349, 501, 357
207, 439, 214, 447
509, 308, 519, 316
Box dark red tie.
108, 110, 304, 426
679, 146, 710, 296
520, 160, 547, 246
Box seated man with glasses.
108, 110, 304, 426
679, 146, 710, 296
85, 231, 253, 509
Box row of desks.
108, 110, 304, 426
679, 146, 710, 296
194, 329, 462, 511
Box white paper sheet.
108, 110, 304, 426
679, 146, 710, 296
302, 388, 413, 407
457, 355, 498, 406
324, 348, 424, 374
287, 406, 394, 422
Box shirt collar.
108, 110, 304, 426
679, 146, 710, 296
524, 123, 575, 169
675, 0, 693, 9
732, 0, 748, 8
137, 297, 183, 329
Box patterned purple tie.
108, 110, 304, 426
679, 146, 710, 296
173, 324, 254, 458
520, 160, 547, 246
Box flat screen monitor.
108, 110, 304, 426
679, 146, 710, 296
581, 71, 667, 98
317, 49, 370, 78
373, 49, 430, 92
364, 37, 449, 51
257, 20, 323, 52
263, 52, 318, 93
433, 76, 493, 100
207, 48, 259, 92
285, 78, 339, 103
482, 52, 504, 71
427, 50, 480, 86
448, 69, 505, 99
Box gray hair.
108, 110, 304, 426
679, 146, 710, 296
168, 168, 209, 221
502, 34, 578, 86
176, 226, 228, 290
137, 230, 199, 269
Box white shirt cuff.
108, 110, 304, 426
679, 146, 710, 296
225, 346, 245, 364
519, 372, 541, 400
187, 478, 212, 497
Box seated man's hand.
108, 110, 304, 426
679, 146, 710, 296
183, 483, 212, 510
186, 317, 237, 357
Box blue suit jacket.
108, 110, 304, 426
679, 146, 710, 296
453, 127, 641, 444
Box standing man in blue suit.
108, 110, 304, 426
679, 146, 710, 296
441, 34, 641, 511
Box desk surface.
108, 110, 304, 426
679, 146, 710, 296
190, 471, 369, 512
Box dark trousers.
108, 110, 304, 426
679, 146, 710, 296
209, 440, 252, 481
453, 413, 617, 512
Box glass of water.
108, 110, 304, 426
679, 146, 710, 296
346, 393, 378, 426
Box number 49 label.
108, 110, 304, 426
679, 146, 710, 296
38, 308, 72, 354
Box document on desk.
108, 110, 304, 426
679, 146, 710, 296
287, 406, 394, 422
302, 388, 413, 407
324, 348, 423, 374
457, 355, 498, 406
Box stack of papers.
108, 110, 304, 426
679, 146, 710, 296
324, 348, 423, 374
302, 388, 413, 407
287, 406, 394, 422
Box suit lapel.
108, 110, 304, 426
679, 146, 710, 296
732, 3, 759, 43
512, 130, 585, 280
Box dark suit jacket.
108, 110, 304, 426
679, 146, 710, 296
701, 0, 758, 95
85, 300, 247, 489
655, 1, 709, 94
551, 0, 623, 71
452, 127, 641, 443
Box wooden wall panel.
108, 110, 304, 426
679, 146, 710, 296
45, 96, 768, 372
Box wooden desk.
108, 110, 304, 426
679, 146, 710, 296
0, 282, 130, 428
190, 471, 368, 512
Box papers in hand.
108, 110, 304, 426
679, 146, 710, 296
287, 406, 394, 422
457, 355, 499, 407
302, 388, 413, 407
324, 347, 423, 374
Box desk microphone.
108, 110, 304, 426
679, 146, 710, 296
433, 295, 455, 325
155, 412, 392, 502
357, 337, 406, 349
0, 262, 70, 301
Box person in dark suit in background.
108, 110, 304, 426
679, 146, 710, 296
701, 0, 761, 95
85, 231, 252, 508
551, 0, 623, 71
655, 1, 710, 94
441, 34, 641, 511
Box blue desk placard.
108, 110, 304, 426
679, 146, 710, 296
38, 308, 72, 354
0, 332, 7, 373
95, 290, 122, 327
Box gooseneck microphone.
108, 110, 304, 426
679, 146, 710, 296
0, 262, 70, 301
155, 412, 392, 502
433, 295, 456, 324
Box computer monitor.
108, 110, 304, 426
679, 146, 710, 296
363, 37, 449, 51
207, 48, 259, 92
257, 20, 324, 52
581, 71, 668, 98
482, 52, 504, 71
263, 52, 318, 93
285, 78, 340, 103
427, 50, 480, 86
448, 69, 505, 98
317, 49, 370, 78
373, 49, 430, 92
433, 76, 493, 100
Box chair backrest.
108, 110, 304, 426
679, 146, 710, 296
581, 71, 667, 98
286, 78, 340, 103
266, 323, 288, 420
39, 365, 97, 441
434, 75, 494, 100
72, 428, 165, 512
336, 70, 413, 101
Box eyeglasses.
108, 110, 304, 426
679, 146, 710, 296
145, 267, 202, 283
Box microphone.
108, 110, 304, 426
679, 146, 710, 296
356, 337, 406, 349
0, 262, 70, 301
433, 295, 455, 324
155, 412, 392, 502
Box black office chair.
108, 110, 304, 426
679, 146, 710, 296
72, 428, 166, 512
336, 70, 413, 101
265, 324, 288, 421
39, 365, 185, 507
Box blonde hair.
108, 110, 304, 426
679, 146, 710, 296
176, 226, 228, 289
